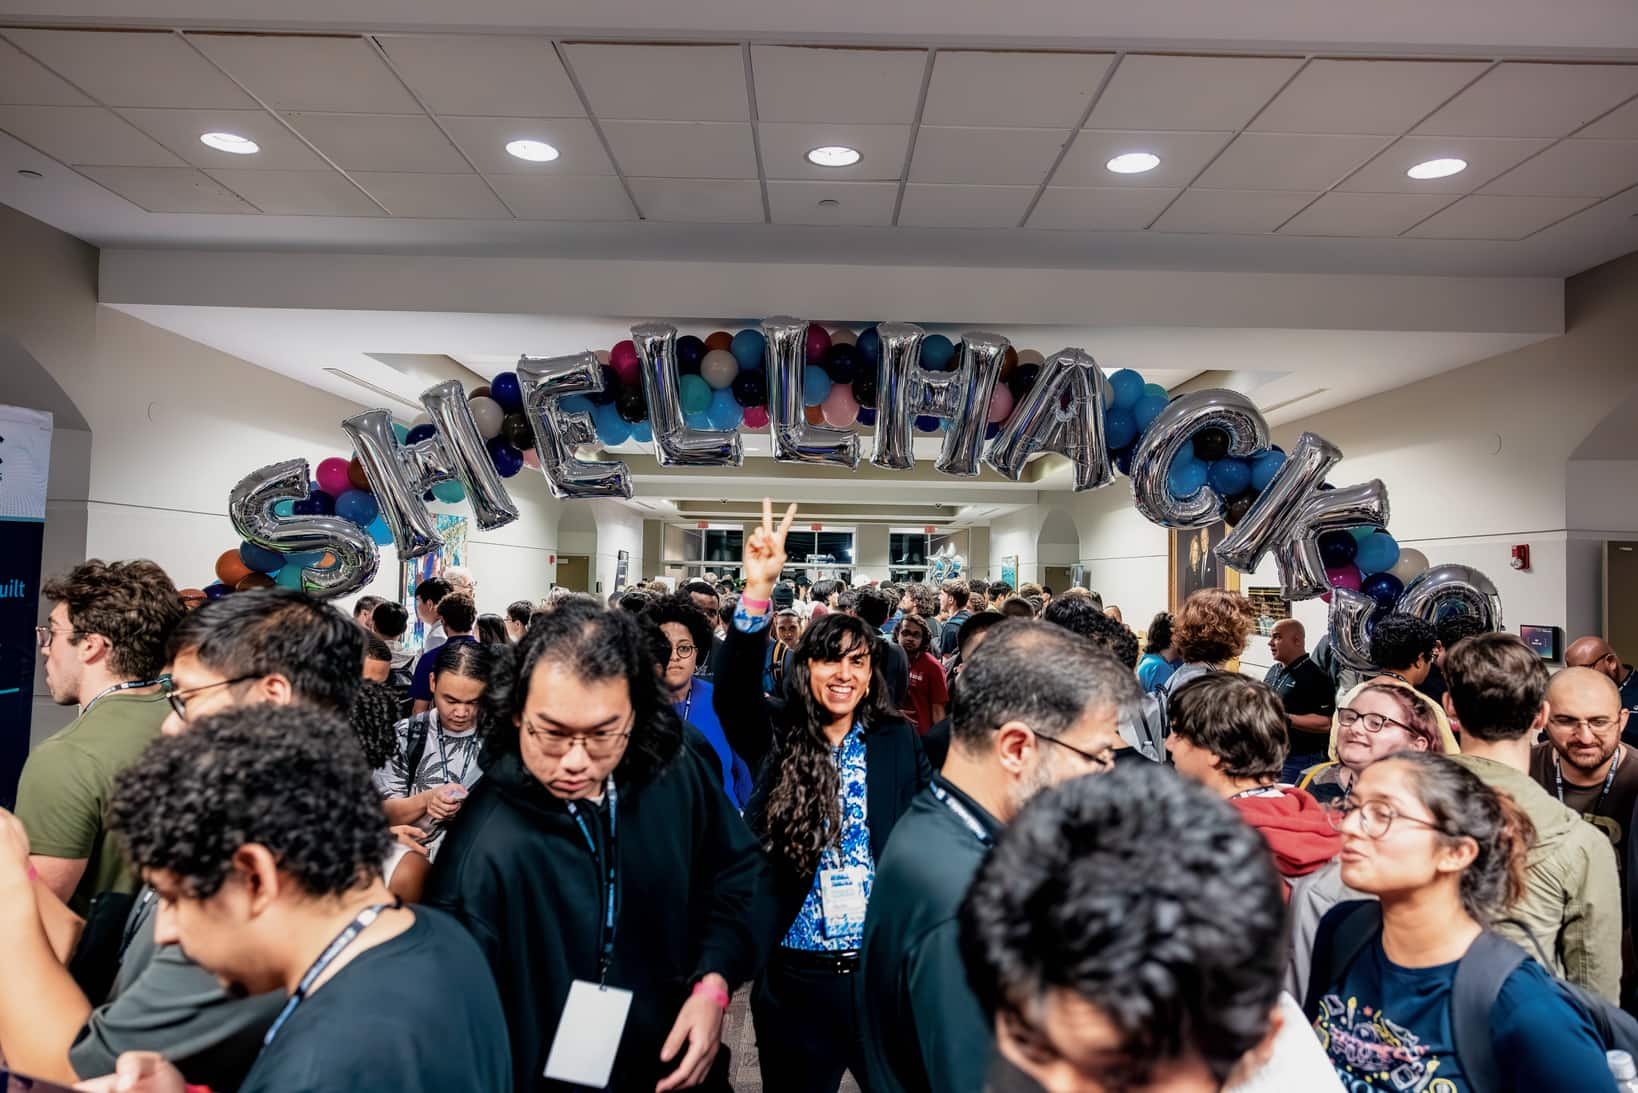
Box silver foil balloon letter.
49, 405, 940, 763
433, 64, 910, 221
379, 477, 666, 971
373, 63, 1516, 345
871, 325, 1007, 476
1215, 432, 1390, 600
1398, 564, 1502, 631
1326, 588, 1379, 672
981, 347, 1113, 492
1128, 390, 1269, 528
764, 316, 858, 468
228, 459, 378, 598
517, 353, 633, 500
632, 321, 743, 468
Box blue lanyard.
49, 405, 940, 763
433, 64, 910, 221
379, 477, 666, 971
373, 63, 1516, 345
262, 899, 399, 1047
564, 775, 619, 984
930, 782, 993, 848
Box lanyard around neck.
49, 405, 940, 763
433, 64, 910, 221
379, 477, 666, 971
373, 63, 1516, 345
930, 782, 993, 848
82, 677, 166, 716
262, 898, 400, 1047
564, 775, 619, 984
1555, 747, 1624, 816
430, 714, 477, 788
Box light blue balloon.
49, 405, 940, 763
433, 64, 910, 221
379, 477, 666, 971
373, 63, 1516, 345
431, 480, 465, 503
1167, 455, 1209, 499
1353, 531, 1401, 576
1208, 457, 1252, 497
707, 388, 743, 430
594, 403, 631, 446
1143, 382, 1167, 398
273, 562, 305, 589
730, 328, 766, 371
1104, 407, 1137, 450
1108, 369, 1145, 410
272, 498, 296, 518
630, 420, 652, 444
366, 518, 393, 546
1249, 449, 1287, 492
802, 365, 832, 407
1133, 393, 1169, 431
391, 422, 410, 443
684, 409, 712, 432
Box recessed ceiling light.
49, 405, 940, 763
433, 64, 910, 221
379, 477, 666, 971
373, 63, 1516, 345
1106, 152, 1161, 174
817, 198, 841, 208
1406, 157, 1467, 180
807, 145, 862, 168
199, 132, 259, 155
505, 139, 560, 163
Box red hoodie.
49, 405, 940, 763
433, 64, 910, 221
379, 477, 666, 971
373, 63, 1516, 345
1230, 787, 1340, 899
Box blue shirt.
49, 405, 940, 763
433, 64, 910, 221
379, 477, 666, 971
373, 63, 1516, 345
409, 635, 475, 701
1135, 653, 1177, 694
781, 721, 874, 951
674, 677, 754, 809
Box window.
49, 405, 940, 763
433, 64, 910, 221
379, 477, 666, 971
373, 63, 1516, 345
889, 529, 967, 584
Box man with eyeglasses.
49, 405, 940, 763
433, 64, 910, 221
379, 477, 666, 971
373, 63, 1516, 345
1530, 668, 1638, 895
1566, 635, 1638, 743
860, 621, 1137, 1093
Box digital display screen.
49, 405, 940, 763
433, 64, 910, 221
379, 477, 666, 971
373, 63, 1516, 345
1519, 625, 1560, 660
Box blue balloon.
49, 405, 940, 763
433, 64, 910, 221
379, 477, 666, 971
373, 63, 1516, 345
592, 404, 630, 447
273, 562, 306, 590
366, 517, 393, 546
292, 487, 334, 516
1207, 457, 1252, 497
984, 421, 999, 441
489, 371, 524, 413
629, 420, 652, 444
391, 422, 410, 443
1108, 368, 1145, 410
405, 423, 436, 445
857, 326, 880, 364
487, 437, 524, 478
431, 480, 465, 503
203, 581, 232, 600
1133, 393, 1169, 431
1104, 407, 1137, 451
730, 329, 766, 371
1249, 449, 1287, 492
286, 550, 326, 567
802, 365, 833, 407
272, 498, 296, 518
684, 409, 712, 431
561, 395, 596, 417
238, 541, 285, 574
1353, 531, 1401, 576
1361, 571, 1405, 609
1114, 447, 1134, 476
1318, 530, 1358, 568
334, 488, 379, 527
919, 334, 956, 371
676, 335, 706, 369
856, 407, 877, 428
915, 415, 940, 433
706, 388, 743, 430
1166, 455, 1209, 499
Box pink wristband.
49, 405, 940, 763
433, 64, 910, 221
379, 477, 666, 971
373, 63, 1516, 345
740, 596, 771, 611
692, 980, 730, 1010
26, 865, 37, 882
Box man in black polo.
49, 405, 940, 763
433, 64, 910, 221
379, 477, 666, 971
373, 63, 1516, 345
1263, 619, 1337, 784
859, 621, 1138, 1093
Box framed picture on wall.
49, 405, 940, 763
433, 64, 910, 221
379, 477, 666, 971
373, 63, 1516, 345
614, 549, 630, 592
400, 514, 467, 652
1000, 555, 1019, 589
1168, 523, 1239, 613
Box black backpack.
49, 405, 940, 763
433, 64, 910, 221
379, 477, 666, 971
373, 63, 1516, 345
400, 714, 432, 783
1304, 900, 1638, 1090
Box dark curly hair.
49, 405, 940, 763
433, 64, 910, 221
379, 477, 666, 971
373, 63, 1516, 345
44, 559, 185, 680
482, 600, 681, 787
349, 679, 401, 769
766, 611, 901, 876
1042, 596, 1138, 669
638, 592, 716, 667
168, 588, 362, 713
111, 703, 392, 899
959, 762, 1284, 1087
1167, 672, 1288, 781
1142, 611, 1174, 656
1172, 588, 1255, 665
1369, 612, 1437, 673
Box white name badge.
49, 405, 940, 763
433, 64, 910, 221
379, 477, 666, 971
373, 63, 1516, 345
819, 865, 869, 939
544, 979, 633, 1088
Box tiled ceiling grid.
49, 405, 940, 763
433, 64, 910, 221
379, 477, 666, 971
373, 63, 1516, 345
1, 29, 1637, 241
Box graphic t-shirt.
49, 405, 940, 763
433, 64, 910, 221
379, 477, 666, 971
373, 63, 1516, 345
1315, 937, 1614, 1093
1528, 742, 1638, 891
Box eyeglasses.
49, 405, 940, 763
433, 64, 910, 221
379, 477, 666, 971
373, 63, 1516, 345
1549, 714, 1619, 733
1337, 707, 1414, 736
36, 625, 84, 652
527, 722, 632, 758
166, 676, 257, 721
1324, 797, 1443, 840
1032, 729, 1116, 771
669, 643, 697, 661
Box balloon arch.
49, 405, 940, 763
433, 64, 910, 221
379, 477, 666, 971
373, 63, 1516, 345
217, 318, 1500, 672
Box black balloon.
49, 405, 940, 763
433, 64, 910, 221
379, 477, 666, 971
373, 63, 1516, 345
730, 369, 767, 408
1008, 362, 1041, 400
1114, 446, 1134, 476
1193, 427, 1231, 462
501, 411, 534, 451
676, 335, 706, 369
588, 364, 620, 406
616, 384, 649, 423
822, 343, 859, 384
1318, 529, 1358, 568
1224, 490, 1256, 527
853, 369, 878, 409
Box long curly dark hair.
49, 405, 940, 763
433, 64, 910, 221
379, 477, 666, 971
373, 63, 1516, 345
764, 612, 900, 876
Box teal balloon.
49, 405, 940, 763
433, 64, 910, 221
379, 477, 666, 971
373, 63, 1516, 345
1133, 393, 1169, 431
273, 562, 305, 589
286, 550, 325, 567
919, 334, 956, 371
1143, 383, 1167, 398
1353, 531, 1401, 576
1349, 525, 1379, 543
706, 388, 743, 430
1109, 369, 1145, 410
730, 329, 766, 371
1167, 455, 1209, 499
432, 480, 465, 504
679, 374, 712, 414
272, 498, 296, 518
366, 517, 393, 546
391, 422, 410, 443
802, 365, 832, 407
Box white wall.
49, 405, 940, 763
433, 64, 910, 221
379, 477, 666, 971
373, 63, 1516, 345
590, 502, 644, 595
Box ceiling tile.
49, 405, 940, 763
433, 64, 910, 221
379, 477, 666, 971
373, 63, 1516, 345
188, 34, 420, 114
1337, 135, 1553, 194
0, 105, 183, 166
485, 175, 636, 220
1250, 60, 1488, 136
349, 172, 510, 218
1415, 63, 1638, 139
376, 36, 583, 117
1196, 132, 1390, 191
1579, 98, 1638, 139
439, 116, 612, 175
897, 183, 1034, 228
1026, 186, 1178, 230
0, 36, 94, 106
203, 169, 383, 216
600, 120, 756, 180
1087, 54, 1302, 131
282, 113, 469, 173
78, 164, 259, 212
117, 108, 330, 170
920, 51, 1114, 128
1278, 192, 1455, 236
767, 179, 899, 225
3, 29, 258, 109
626, 178, 764, 222
756, 122, 910, 181
561, 44, 748, 122
752, 46, 926, 125
1054, 130, 1231, 187
1481, 139, 1638, 197
1405, 193, 1596, 239
909, 126, 1067, 185
1150, 189, 1317, 233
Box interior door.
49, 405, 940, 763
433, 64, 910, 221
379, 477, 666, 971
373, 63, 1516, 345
556, 554, 591, 593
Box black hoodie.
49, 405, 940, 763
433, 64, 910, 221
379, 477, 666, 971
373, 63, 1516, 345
425, 743, 776, 1092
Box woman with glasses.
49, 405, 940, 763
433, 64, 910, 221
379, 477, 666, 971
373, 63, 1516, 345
1298, 679, 1459, 804
1307, 751, 1614, 1092
713, 500, 932, 1093
640, 593, 755, 809
426, 600, 773, 1093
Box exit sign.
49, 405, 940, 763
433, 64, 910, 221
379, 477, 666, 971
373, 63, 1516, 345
924, 526, 936, 534
696, 521, 709, 529
810, 523, 824, 531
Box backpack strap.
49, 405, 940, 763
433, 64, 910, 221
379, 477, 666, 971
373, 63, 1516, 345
1303, 900, 1382, 1022
1451, 931, 1527, 1093
403, 714, 432, 783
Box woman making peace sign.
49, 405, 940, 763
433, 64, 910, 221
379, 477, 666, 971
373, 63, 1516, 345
714, 499, 932, 1092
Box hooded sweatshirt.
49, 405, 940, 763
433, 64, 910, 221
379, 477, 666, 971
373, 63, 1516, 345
1230, 787, 1340, 899
425, 743, 777, 1091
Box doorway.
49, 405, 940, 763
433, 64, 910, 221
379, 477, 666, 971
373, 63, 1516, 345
1043, 566, 1074, 594
556, 554, 591, 594
1610, 542, 1638, 660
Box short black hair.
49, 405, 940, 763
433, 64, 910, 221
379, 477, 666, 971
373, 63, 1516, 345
989, 581, 1013, 599
999, 596, 1036, 619
1142, 612, 1174, 656
1369, 612, 1438, 671
1167, 672, 1288, 780
371, 601, 408, 640
363, 634, 392, 663
1436, 613, 1491, 649
1443, 632, 1549, 741
853, 586, 893, 628
168, 588, 362, 713
617, 589, 653, 613
957, 610, 1005, 654
111, 704, 392, 899
431, 638, 495, 686
507, 600, 535, 627
685, 579, 719, 601
968, 578, 990, 598
812, 579, 839, 605
772, 581, 796, 610
437, 592, 477, 634
951, 621, 1139, 751
639, 592, 716, 665
959, 763, 1284, 1087
352, 594, 386, 620
476, 613, 509, 645
416, 577, 452, 605
1042, 596, 1139, 669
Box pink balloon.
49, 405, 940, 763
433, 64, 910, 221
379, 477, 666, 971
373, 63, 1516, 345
1325, 564, 1363, 592
521, 448, 540, 469
742, 405, 770, 429
821, 384, 860, 427
610, 340, 638, 371
315, 457, 352, 496
611, 356, 642, 387
986, 384, 1015, 424
804, 323, 831, 365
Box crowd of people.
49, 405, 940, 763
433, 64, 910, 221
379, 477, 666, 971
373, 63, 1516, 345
3, 509, 1637, 1092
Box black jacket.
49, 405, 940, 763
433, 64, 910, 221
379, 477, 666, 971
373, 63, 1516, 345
425, 743, 775, 1091
870, 621, 911, 708
713, 617, 932, 940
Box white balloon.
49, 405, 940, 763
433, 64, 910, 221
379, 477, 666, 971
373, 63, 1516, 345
701, 349, 739, 390
1015, 348, 1045, 367
828, 326, 858, 346
594, 348, 610, 365
467, 395, 505, 439
1388, 547, 1430, 584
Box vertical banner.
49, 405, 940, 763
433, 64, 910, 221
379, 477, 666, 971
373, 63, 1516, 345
0, 406, 52, 808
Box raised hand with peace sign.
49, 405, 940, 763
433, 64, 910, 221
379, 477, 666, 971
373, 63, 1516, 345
742, 498, 797, 610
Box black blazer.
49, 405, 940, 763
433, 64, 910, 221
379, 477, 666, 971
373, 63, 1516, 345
713, 617, 932, 940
